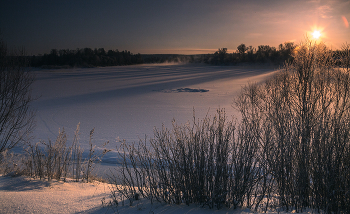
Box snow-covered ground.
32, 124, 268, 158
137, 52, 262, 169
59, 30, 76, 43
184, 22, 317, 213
0, 174, 315, 214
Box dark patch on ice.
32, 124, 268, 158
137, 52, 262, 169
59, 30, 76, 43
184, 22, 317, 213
155, 88, 209, 93
176, 88, 209, 93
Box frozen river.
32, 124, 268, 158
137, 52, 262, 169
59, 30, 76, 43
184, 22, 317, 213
30, 63, 277, 168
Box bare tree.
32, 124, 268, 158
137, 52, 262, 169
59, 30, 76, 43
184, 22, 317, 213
0, 37, 35, 157
339, 42, 350, 72
236, 39, 350, 213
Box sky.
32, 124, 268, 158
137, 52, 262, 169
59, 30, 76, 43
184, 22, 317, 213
0, 0, 349, 55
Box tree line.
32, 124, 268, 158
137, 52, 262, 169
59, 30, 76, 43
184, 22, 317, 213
30, 48, 195, 68
29, 43, 296, 68
30, 48, 143, 68
29, 42, 350, 68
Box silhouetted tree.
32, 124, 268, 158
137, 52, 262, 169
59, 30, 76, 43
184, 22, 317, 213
256, 45, 276, 62
246, 46, 255, 62
0, 38, 35, 157
278, 42, 296, 63
237, 44, 247, 62
211, 48, 229, 65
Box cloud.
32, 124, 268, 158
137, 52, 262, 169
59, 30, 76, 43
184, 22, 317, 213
317, 5, 333, 18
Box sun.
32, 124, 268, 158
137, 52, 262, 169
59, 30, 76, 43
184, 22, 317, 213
308, 26, 325, 41
312, 30, 321, 39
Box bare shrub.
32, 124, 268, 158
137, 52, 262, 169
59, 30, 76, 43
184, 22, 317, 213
14, 123, 110, 182
85, 128, 111, 183
110, 109, 262, 209
0, 149, 25, 176
71, 123, 83, 181
236, 40, 350, 213
25, 127, 72, 181
337, 42, 350, 72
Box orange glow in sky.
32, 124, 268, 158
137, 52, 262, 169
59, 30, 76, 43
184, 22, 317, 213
1, 1, 349, 54
342, 16, 349, 28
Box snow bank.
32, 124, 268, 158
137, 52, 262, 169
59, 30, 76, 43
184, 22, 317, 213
0, 174, 313, 214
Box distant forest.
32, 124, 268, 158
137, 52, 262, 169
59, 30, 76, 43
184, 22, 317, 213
28, 42, 348, 68
201, 42, 296, 65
